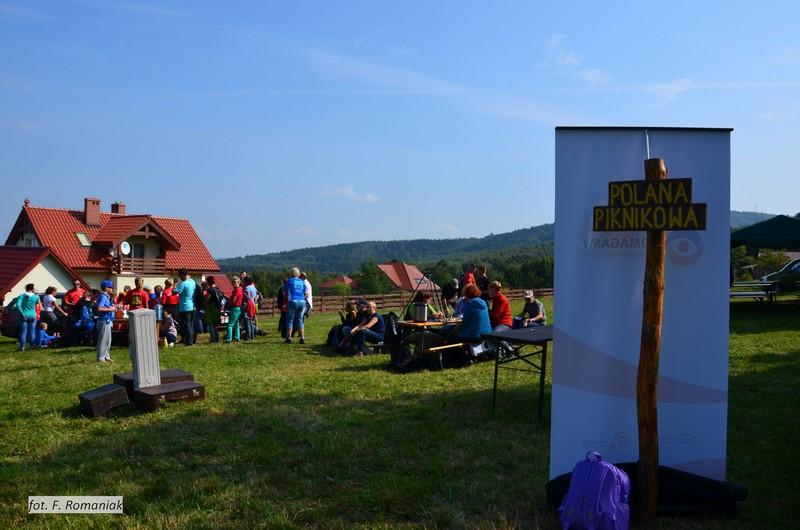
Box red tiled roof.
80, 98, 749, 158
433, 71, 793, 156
320, 274, 355, 289
377, 263, 438, 291
210, 274, 234, 297
0, 246, 83, 301
6, 206, 219, 272
92, 215, 180, 250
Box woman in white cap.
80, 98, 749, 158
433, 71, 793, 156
514, 290, 547, 329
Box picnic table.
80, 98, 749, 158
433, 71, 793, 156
482, 325, 553, 421
730, 281, 777, 303
397, 318, 461, 369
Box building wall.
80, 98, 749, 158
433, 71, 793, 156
2, 256, 74, 303
128, 236, 162, 258
113, 275, 169, 292
79, 272, 107, 290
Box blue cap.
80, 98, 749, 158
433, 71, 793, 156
100, 280, 113, 289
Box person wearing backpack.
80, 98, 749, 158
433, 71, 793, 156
283, 267, 308, 345
204, 276, 224, 343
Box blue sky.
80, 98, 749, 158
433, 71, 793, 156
1, 1, 799, 258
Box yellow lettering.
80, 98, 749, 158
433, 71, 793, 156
594, 208, 606, 230
669, 207, 683, 227
653, 206, 666, 229
609, 184, 621, 207
641, 207, 652, 229
686, 208, 698, 228
645, 183, 659, 205
674, 182, 689, 203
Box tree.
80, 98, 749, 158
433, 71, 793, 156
355, 258, 392, 294
330, 283, 352, 297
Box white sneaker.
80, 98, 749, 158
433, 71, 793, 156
168, 343, 174, 348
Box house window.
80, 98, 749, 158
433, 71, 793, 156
75, 232, 91, 247
132, 243, 145, 258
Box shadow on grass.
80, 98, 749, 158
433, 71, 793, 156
724, 348, 800, 528
7, 384, 553, 529
729, 300, 800, 335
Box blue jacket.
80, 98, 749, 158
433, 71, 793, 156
457, 297, 491, 341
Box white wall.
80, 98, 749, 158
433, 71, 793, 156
2, 256, 75, 303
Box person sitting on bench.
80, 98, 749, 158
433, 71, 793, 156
488, 280, 512, 332
513, 290, 547, 328
405, 283, 491, 350
404, 291, 442, 321
348, 302, 385, 356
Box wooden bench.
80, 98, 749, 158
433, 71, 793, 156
730, 291, 770, 302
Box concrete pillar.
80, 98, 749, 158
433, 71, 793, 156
128, 308, 161, 389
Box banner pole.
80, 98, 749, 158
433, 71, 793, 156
637, 157, 667, 520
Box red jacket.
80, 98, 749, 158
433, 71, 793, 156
489, 292, 512, 328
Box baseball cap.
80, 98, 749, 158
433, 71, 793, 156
101, 280, 113, 289
524, 290, 534, 299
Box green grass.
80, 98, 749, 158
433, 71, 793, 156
0, 296, 798, 529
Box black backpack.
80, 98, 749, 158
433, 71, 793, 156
207, 287, 224, 310
382, 311, 401, 345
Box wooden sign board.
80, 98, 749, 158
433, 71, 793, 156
593, 178, 706, 231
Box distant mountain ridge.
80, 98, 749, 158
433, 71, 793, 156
218, 211, 776, 274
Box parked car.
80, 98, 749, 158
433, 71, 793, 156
0, 297, 21, 339
761, 258, 800, 291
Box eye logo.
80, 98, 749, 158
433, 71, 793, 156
667, 231, 703, 267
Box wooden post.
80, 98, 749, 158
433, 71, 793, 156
637, 158, 667, 520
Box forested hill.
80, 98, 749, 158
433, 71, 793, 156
730, 210, 775, 229
217, 210, 778, 274
217, 224, 555, 274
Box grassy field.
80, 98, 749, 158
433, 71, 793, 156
0, 296, 798, 529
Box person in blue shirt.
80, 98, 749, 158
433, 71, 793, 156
454, 283, 492, 341
15, 283, 39, 351
173, 268, 197, 346
35, 322, 58, 348
283, 267, 308, 344
348, 302, 385, 356
95, 280, 117, 362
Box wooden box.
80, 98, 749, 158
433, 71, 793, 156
113, 369, 194, 400
134, 381, 206, 412
79, 384, 130, 417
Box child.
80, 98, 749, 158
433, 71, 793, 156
36, 322, 59, 348
159, 313, 177, 347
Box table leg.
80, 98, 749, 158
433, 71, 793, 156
492, 352, 500, 413
538, 344, 547, 421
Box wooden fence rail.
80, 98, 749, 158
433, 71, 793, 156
257, 288, 554, 316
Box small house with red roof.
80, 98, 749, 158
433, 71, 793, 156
319, 274, 358, 295
1, 197, 224, 302
377, 262, 438, 292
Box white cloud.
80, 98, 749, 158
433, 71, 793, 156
756, 99, 798, 122
338, 228, 353, 238
774, 47, 800, 68
544, 34, 610, 84
643, 78, 692, 102
303, 48, 582, 124
106, 2, 189, 17
305, 48, 466, 96
430, 223, 460, 235
2, 120, 38, 132
320, 185, 379, 204
0, 3, 45, 20
295, 224, 317, 237
204, 89, 255, 97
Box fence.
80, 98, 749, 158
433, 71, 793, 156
257, 288, 553, 316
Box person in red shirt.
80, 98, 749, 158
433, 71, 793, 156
460, 265, 476, 295
488, 280, 512, 331
161, 279, 179, 316
63, 279, 85, 317
125, 277, 149, 310
225, 276, 244, 343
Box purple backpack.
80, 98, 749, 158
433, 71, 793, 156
557, 451, 630, 530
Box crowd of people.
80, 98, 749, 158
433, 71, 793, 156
8, 263, 545, 366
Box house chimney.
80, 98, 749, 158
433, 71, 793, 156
84, 197, 101, 227
111, 201, 126, 215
